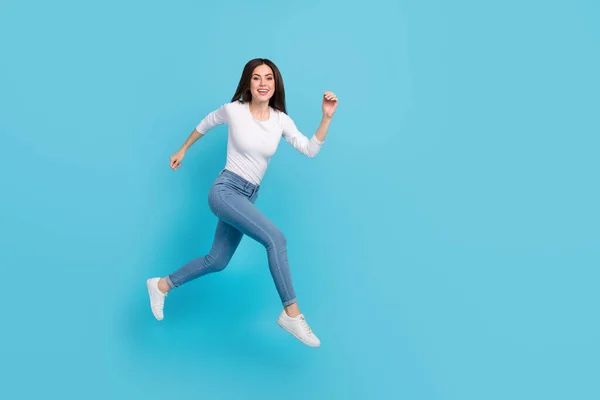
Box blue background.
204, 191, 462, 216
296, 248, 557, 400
1, 0, 598, 399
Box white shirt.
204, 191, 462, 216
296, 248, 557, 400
195, 100, 324, 185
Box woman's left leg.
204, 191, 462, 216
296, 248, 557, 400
211, 186, 297, 307
212, 188, 321, 346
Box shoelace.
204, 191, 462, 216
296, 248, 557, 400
299, 316, 312, 335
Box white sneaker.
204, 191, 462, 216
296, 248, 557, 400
146, 278, 167, 320
277, 310, 321, 347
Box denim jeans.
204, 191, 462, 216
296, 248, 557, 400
166, 169, 297, 306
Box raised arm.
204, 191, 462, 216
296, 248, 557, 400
282, 91, 338, 158
315, 91, 338, 142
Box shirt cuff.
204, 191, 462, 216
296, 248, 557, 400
312, 135, 324, 146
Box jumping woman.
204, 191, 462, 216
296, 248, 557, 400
146, 58, 338, 347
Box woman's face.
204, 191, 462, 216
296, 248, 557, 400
249, 64, 275, 102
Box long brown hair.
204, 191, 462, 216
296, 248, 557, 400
230, 58, 287, 114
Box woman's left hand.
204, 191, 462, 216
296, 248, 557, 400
322, 91, 338, 118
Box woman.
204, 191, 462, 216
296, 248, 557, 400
146, 58, 338, 348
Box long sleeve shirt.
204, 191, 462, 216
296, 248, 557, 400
195, 100, 324, 185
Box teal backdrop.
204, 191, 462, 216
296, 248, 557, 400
1, 0, 598, 399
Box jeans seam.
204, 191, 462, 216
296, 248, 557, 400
216, 189, 292, 303
210, 186, 221, 216
204, 222, 232, 272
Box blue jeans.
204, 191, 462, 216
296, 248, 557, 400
166, 169, 297, 306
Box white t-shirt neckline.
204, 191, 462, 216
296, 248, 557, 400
246, 101, 272, 123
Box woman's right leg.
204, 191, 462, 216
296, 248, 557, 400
146, 218, 243, 320
162, 218, 244, 291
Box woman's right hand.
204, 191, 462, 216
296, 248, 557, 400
170, 150, 186, 170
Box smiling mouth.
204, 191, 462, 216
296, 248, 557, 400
258, 89, 269, 95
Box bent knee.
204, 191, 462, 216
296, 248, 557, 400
267, 230, 287, 249
206, 253, 231, 272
